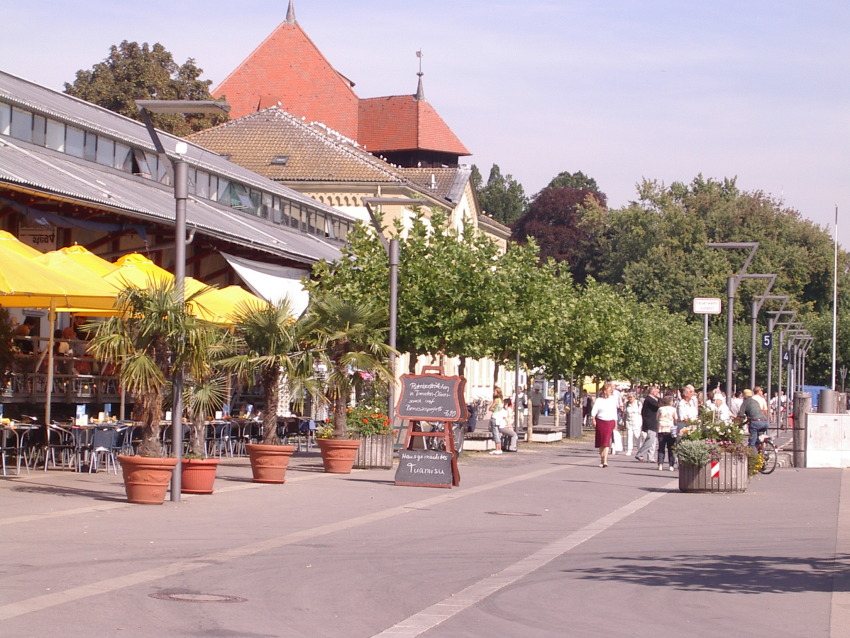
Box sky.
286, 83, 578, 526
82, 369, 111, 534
2, 0, 849, 246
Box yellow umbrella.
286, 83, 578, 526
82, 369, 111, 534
218, 285, 267, 310
107, 255, 234, 324
0, 244, 117, 310
185, 277, 236, 324
0, 243, 118, 426
106, 253, 173, 289
58, 244, 117, 277
0, 230, 43, 259
115, 253, 174, 281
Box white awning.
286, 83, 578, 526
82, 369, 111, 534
222, 252, 310, 316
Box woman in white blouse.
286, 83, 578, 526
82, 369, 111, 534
591, 382, 618, 467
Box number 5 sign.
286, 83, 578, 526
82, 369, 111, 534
762, 333, 773, 349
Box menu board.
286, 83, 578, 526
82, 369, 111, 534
394, 449, 453, 487
395, 374, 466, 422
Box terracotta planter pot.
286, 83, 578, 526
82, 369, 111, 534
353, 434, 394, 469
181, 458, 220, 494
118, 455, 178, 505
245, 443, 296, 484
678, 453, 749, 493
317, 438, 361, 474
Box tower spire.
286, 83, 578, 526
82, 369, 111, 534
286, 0, 297, 25
414, 49, 425, 101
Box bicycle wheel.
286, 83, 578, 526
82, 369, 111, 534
759, 439, 777, 474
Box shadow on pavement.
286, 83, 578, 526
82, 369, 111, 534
568, 553, 850, 593
10, 483, 125, 502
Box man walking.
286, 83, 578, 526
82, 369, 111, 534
530, 386, 544, 427
635, 386, 660, 462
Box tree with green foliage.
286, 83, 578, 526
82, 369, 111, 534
65, 41, 228, 136
546, 170, 600, 193
474, 164, 528, 226
307, 211, 500, 373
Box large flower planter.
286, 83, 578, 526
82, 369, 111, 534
317, 438, 361, 474
353, 434, 394, 469
118, 455, 179, 504
678, 453, 749, 493
181, 458, 220, 494
245, 443, 296, 484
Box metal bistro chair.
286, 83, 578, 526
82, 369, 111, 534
206, 421, 234, 458
0, 426, 27, 476
43, 424, 76, 471
161, 424, 190, 457
87, 426, 120, 474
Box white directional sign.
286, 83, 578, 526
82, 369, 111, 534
693, 297, 722, 315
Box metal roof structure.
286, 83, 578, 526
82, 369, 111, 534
0, 70, 344, 266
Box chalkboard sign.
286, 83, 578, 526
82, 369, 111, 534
396, 374, 466, 422
395, 449, 453, 488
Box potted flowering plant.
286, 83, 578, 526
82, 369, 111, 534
675, 409, 757, 493
348, 403, 394, 469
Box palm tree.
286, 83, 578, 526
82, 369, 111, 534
86, 280, 218, 457
305, 295, 396, 438
223, 297, 314, 445
183, 326, 234, 456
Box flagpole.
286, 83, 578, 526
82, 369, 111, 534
832, 205, 838, 390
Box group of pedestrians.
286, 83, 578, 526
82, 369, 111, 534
591, 382, 769, 471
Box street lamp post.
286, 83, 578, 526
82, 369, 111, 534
361, 197, 427, 429
707, 243, 777, 403
135, 100, 230, 503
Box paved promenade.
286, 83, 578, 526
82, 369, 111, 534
1, 435, 848, 638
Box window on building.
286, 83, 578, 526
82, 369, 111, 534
114, 142, 130, 170
32, 115, 46, 146
0, 103, 10, 135
65, 126, 85, 158
45, 119, 64, 151
95, 136, 114, 166
83, 131, 97, 162
10, 108, 33, 142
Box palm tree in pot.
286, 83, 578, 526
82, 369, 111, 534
86, 280, 215, 502
223, 297, 314, 482
305, 295, 396, 472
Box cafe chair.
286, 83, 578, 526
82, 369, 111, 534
87, 426, 119, 474
206, 421, 234, 458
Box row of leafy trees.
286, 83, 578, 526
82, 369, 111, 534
305, 211, 710, 391
475, 166, 849, 387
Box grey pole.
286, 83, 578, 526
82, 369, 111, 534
388, 238, 399, 423
170, 158, 188, 502
726, 275, 735, 402
750, 300, 758, 388
702, 313, 709, 400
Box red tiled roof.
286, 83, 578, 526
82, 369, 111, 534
212, 20, 360, 139
358, 95, 470, 156
188, 107, 406, 184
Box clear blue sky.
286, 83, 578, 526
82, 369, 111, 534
3, 0, 849, 247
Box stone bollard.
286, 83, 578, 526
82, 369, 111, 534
793, 392, 811, 468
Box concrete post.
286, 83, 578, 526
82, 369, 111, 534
793, 391, 811, 468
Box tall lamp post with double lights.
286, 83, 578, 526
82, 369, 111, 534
707, 242, 776, 403
135, 100, 230, 502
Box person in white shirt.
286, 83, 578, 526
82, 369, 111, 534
623, 393, 643, 455
591, 382, 618, 468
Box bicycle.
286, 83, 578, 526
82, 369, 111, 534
756, 431, 777, 474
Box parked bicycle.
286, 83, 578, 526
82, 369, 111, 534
757, 432, 777, 474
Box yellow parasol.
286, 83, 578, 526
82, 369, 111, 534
218, 285, 267, 310
0, 243, 118, 426
0, 230, 43, 259
57, 244, 117, 277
